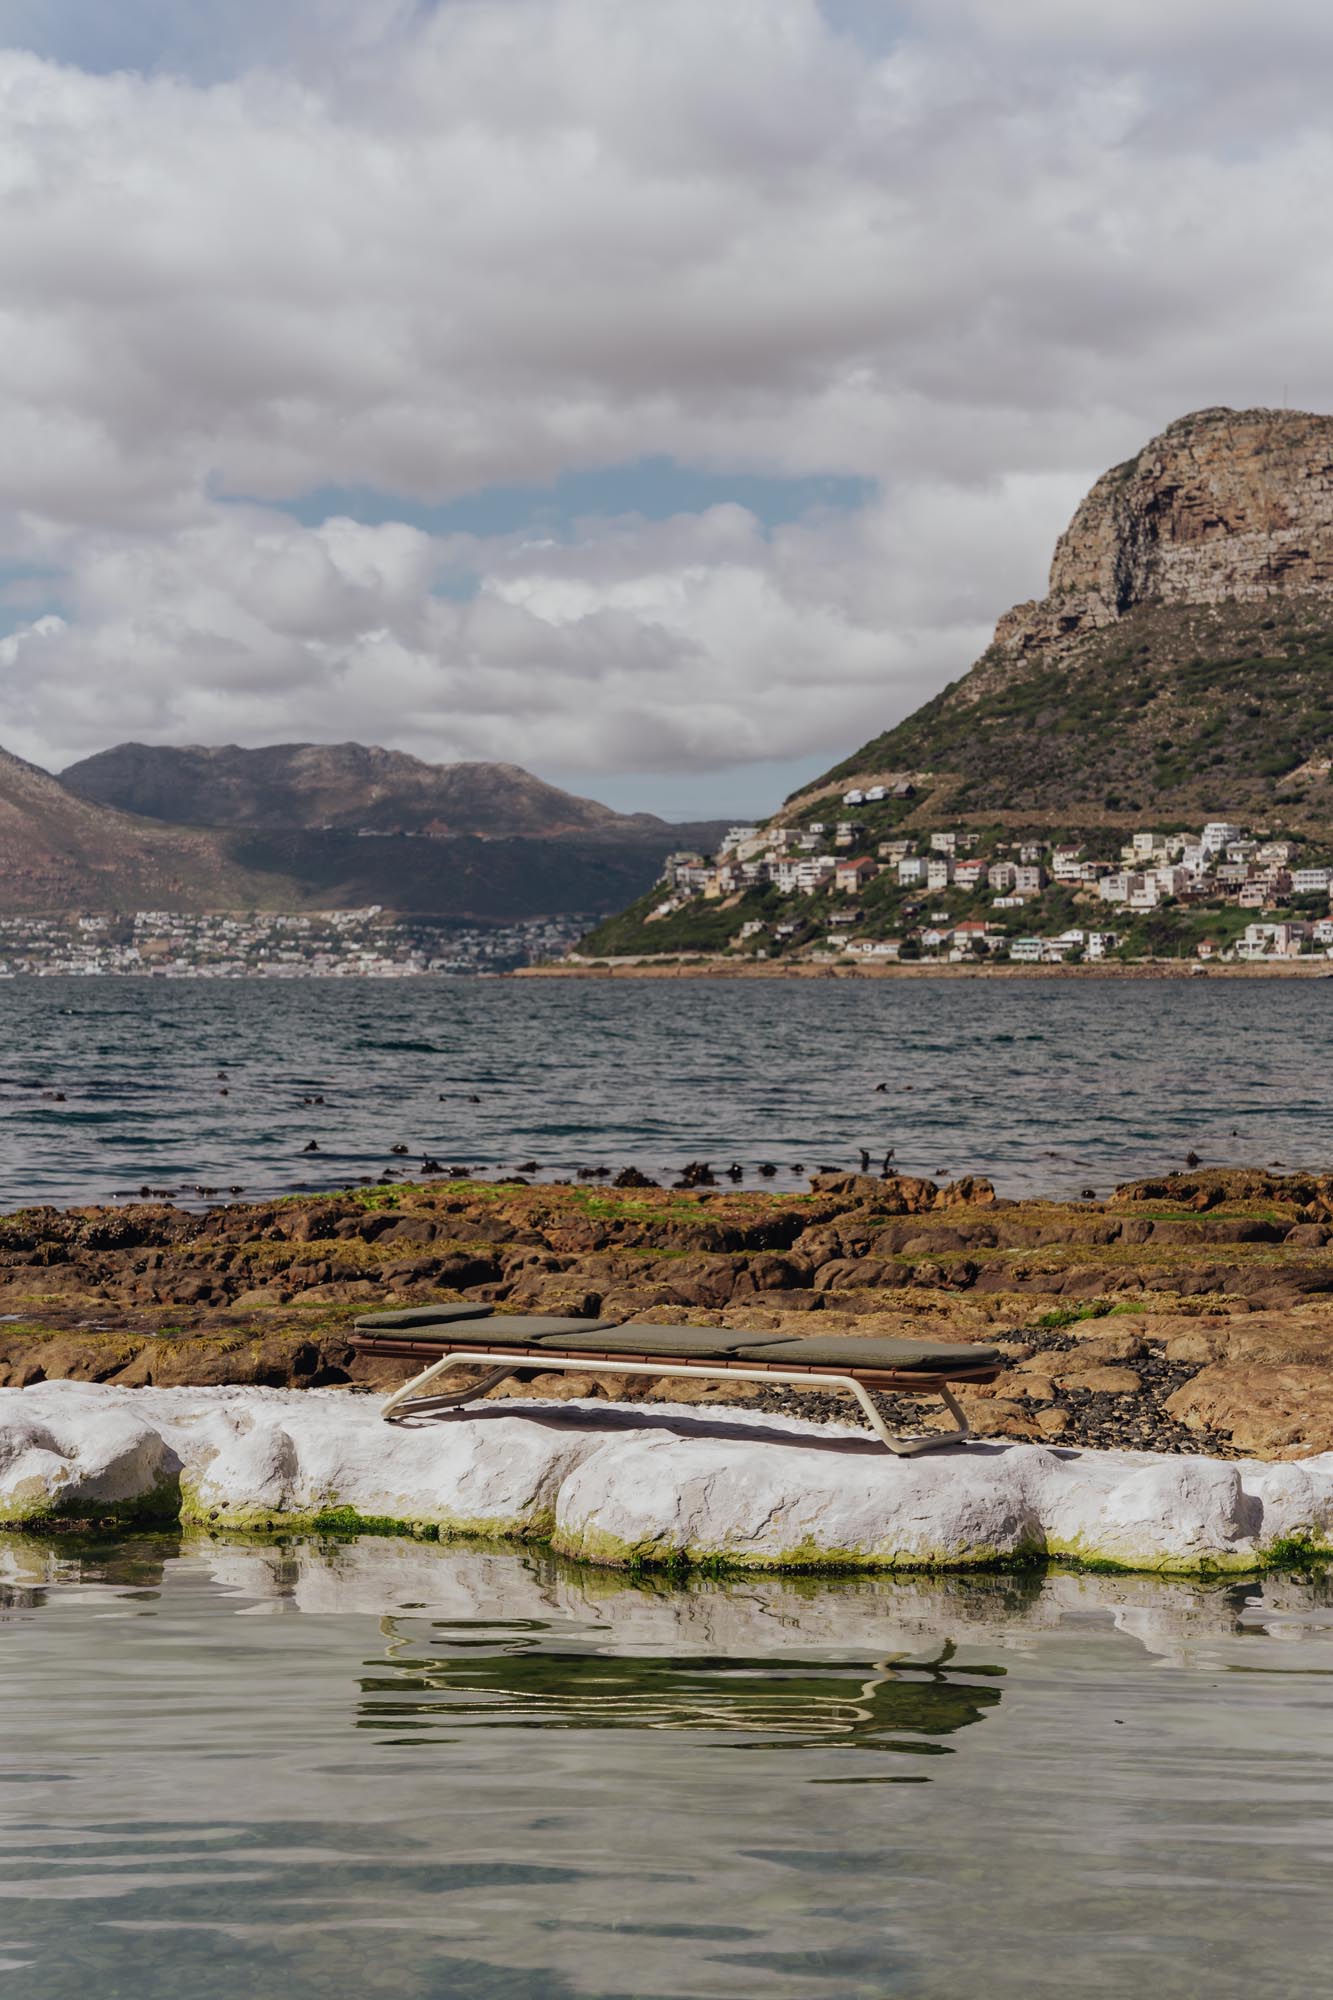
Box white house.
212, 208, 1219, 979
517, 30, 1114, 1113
926, 857, 954, 891
794, 857, 836, 894
897, 856, 928, 887
1292, 868, 1332, 895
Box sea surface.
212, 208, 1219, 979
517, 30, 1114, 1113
0, 975, 1330, 1209
1, 1536, 1330, 1999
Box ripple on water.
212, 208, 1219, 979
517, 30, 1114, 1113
0, 975, 1328, 1208
0, 1542, 1330, 1998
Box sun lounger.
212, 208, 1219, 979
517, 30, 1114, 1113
350, 1306, 1001, 1456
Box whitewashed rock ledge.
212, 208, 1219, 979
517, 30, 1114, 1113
2, 1381, 1332, 1574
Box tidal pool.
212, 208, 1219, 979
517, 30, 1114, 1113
1, 1538, 1330, 1999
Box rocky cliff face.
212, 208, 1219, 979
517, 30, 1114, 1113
992, 406, 1333, 666
817, 405, 1333, 826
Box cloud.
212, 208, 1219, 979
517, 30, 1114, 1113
0, 0, 1330, 791
1, 468, 1080, 776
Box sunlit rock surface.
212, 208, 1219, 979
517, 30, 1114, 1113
3, 1381, 1332, 1573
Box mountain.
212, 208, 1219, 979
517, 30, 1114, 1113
0, 743, 288, 912
813, 406, 1333, 832
23, 740, 728, 921
62, 742, 674, 841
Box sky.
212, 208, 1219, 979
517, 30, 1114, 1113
0, 3, 1331, 818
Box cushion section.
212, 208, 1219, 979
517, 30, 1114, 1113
735, 1336, 1000, 1372
355, 1311, 624, 1344
538, 1325, 769, 1359
354, 1302, 494, 1333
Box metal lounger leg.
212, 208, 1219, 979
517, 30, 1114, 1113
383, 1356, 517, 1421
845, 1380, 971, 1457
377, 1349, 974, 1453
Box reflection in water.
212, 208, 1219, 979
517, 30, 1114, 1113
1, 1537, 1332, 1999
360, 1628, 1003, 1759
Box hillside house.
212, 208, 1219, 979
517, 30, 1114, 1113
926, 857, 954, 890
1014, 864, 1045, 894
794, 857, 836, 894
1293, 867, 1332, 894
989, 862, 1018, 894
1051, 846, 1085, 882
834, 856, 878, 893
897, 856, 928, 887
953, 858, 988, 891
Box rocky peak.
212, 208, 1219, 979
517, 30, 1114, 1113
993, 406, 1333, 664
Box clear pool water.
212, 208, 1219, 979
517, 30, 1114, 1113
1, 1537, 1331, 1998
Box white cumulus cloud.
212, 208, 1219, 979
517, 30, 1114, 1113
0, 0, 1328, 796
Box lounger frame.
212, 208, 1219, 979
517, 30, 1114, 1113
363, 1337, 997, 1455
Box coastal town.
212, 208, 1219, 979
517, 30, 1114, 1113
582, 794, 1333, 964
0, 909, 587, 977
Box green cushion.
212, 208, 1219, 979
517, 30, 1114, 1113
353, 1303, 495, 1333
735, 1336, 1000, 1372
538, 1325, 769, 1359
354, 1310, 624, 1344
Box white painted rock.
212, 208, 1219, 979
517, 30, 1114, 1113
1, 1381, 1331, 1574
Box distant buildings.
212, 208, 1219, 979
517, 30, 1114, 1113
0, 909, 582, 977
640, 806, 1333, 964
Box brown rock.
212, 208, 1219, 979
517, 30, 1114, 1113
1165, 1363, 1333, 1457
1051, 1365, 1142, 1395
1066, 1329, 1145, 1363
1034, 1407, 1071, 1437
1162, 1331, 1227, 1365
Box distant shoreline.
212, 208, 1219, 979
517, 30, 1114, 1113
515, 958, 1333, 980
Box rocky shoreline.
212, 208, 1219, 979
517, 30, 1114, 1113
0, 1165, 1331, 1461
516, 960, 1333, 979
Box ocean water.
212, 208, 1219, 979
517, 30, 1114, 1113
0, 1536, 1330, 2000
0, 975, 1330, 1209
